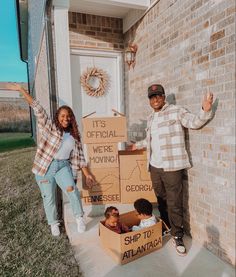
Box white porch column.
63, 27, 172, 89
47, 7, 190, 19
53, 0, 72, 107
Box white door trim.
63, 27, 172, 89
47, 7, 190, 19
70, 48, 124, 114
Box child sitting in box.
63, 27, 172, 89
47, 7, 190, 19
132, 198, 157, 231
104, 206, 129, 234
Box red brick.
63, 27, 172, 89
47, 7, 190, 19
210, 30, 225, 43
210, 48, 225, 59
197, 55, 209, 64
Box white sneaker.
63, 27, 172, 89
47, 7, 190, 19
76, 216, 86, 233
50, 222, 60, 236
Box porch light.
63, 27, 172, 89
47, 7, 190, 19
125, 44, 138, 70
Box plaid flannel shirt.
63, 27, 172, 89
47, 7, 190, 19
30, 100, 87, 178
136, 103, 213, 171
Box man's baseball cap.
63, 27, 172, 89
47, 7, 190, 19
148, 84, 165, 98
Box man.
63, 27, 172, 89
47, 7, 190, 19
129, 84, 214, 256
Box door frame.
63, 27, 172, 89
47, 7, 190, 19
70, 48, 124, 114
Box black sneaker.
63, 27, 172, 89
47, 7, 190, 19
172, 236, 186, 256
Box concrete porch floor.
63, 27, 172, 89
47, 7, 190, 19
64, 201, 235, 277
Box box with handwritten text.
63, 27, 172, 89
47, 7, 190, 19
82, 115, 126, 205
99, 210, 162, 264
119, 150, 156, 204
82, 116, 127, 144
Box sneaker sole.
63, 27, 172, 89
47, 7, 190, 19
51, 232, 60, 237
172, 239, 187, 256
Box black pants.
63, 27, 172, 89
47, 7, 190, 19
150, 164, 184, 238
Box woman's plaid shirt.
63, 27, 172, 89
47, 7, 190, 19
31, 100, 87, 178
136, 103, 213, 171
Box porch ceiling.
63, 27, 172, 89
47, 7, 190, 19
69, 0, 150, 18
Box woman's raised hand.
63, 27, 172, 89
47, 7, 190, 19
6, 82, 24, 92
6, 83, 33, 105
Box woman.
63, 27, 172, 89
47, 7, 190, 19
7, 83, 95, 236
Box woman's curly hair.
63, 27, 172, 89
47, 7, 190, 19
54, 105, 81, 142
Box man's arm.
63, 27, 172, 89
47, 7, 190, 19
126, 138, 147, 151
178, 92, 214, 129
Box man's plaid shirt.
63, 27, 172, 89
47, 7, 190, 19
136, 103, 213, 171
31, 100, 87, 178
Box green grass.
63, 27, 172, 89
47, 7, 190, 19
0, 133, 35, 153
0, 148, 82, 277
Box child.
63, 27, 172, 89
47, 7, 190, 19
104, 206, 129, 234
132, 198, 157, 231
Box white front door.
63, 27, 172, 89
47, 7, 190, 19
70, 49, 123, 132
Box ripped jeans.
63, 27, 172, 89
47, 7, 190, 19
35, 159, 84, 225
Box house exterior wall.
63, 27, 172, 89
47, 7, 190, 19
27, 0, 47, 91
68, 12, 124, 51
124, 0, 235, 265
27, 0, 50, 139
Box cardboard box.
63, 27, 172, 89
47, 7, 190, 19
119, 150, 156, 204
99, 210, 162, 264
82, 167, 120, 205
87, 143, 118, 168
82, 117, 127, 144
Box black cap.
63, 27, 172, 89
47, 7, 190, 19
148, 84, 165, 98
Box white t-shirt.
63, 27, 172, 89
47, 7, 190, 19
54, 132, 75, 160
150, 112, 163, 168
132, 215, 157, 231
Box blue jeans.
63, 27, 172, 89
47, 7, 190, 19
35, 159, 84, 225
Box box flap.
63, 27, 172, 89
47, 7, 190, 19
119, 210, 140, 228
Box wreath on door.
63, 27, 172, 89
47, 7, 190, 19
80, 67, 109, 97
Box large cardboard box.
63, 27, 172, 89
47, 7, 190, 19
87, 143, 118, 168
82, 167, 120, 205
82, 117, 127, 144
119, 150, 156, 203
99, 210, 162, 264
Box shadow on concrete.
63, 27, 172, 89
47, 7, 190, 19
204, 225, 232, 265
86, 216, 103, 231
181, 225, 234, 277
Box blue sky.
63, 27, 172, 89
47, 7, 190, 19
0, 0, 27, 82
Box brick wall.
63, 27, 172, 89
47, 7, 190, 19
124, 0, 235, 265
68, 12, 124, 51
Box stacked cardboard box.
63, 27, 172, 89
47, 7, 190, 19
82, 115, 156, 205
119, 150, 156, 203
82, 116, 127, 205
82, 115, 161, 264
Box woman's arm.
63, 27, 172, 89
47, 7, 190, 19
7, 83, 51, 131
6, 83, 33, 105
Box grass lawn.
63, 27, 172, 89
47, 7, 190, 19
0, 133, 35, 153
0, 147, 82, 276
